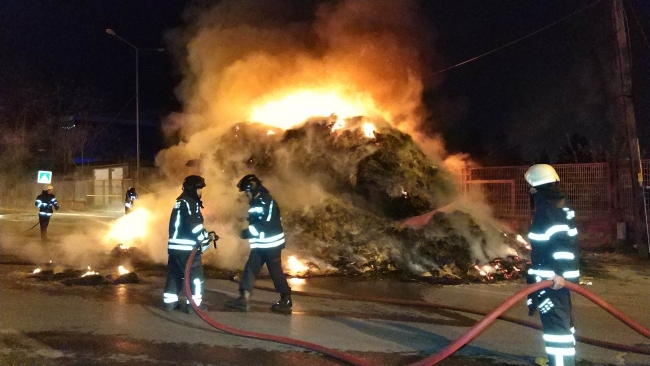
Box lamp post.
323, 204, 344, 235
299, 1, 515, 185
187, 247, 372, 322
106, 29, 164, 186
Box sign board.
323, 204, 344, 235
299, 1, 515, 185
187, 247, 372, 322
37, 170, 52, 184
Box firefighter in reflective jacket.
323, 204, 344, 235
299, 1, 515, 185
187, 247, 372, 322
35, 184, 59, 241
163, 175, 215, 313
124, 187, 137, 214
525, 164, 579, 366
227, 174, 292, 313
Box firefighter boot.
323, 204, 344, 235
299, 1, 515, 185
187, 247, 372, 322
270, 293, 292, 314
226, 290, 250, 311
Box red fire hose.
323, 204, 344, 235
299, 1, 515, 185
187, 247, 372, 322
249, 283, 650, 355
183, 246, 650, 366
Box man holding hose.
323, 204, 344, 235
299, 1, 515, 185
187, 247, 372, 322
525, 164, 580, 366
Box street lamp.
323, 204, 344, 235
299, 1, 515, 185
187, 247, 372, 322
106, 29, 164, 186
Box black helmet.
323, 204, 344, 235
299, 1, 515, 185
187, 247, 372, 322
237, 174, 261, 195
183, 175, 206, 191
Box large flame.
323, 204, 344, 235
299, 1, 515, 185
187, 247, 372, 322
248, 89, 383, 130
104, 208, 153, 246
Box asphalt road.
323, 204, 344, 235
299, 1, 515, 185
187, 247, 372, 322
1, 209, 650, 365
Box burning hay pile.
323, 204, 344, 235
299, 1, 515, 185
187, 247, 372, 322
203, 118, 529, 281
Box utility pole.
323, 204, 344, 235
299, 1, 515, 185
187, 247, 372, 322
612, 0, 647, 258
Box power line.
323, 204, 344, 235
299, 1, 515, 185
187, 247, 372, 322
427, 0, 605, 78
627, 0, 650, 52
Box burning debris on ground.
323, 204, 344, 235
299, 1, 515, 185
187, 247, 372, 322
26, 260, 140, 286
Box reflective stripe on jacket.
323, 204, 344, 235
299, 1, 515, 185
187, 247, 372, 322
35, 192, 59, 215
244, 192, 285, 250
167, 192, 208, 251
527, 188, 580, 283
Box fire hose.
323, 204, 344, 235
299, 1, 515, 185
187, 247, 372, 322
183, 245, 650, 365
248, 283, 650, 356
22, 221, 41, 232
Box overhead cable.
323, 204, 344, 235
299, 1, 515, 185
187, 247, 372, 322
427, 0, 605, 78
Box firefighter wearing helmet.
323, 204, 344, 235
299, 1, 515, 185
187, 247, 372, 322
124, 187, 137, 215
34, 184, 59, 242
162, 175, 216, 313
525, 164, 580, 366
226, 174, 292, 313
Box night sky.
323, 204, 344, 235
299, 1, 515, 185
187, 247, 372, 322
2, 0, 649, 165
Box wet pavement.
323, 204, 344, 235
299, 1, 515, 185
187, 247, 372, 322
2, 209, 650, 365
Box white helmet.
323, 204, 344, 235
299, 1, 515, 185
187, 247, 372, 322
44, 184, 54, 191
524, 164, 559, 187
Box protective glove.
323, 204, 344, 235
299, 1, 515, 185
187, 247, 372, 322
550, 275, 565, 290
527, 293, 538, 316
208, 231, 219, 249
201, 241, 211, 253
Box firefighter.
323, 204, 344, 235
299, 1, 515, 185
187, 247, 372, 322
525, 164, 580, 366
162, 175, 216, 313
227, 174, 292, 313
124, 187, 137, 214
35, 184, 59, 241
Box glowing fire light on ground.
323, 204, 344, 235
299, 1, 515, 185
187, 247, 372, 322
118, 266, 130, 275
248, 90, 381, 130
474, 264, 493, 281
81, 266, 99, 277
104, 208, 152, 246
286, 256, 309, 276
32, 268, 41, 274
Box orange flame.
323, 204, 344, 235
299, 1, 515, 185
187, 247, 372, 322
118, 266, 130, 275
32, 268, 41, 274
286, 255, 309, 276
248, 89, 383, 130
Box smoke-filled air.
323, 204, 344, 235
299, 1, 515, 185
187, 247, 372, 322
16, 0, 528, 279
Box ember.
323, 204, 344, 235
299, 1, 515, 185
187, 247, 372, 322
118, 266, 129, 275
81, 266, 99, 277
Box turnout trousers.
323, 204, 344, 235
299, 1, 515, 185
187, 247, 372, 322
239, 248, 290, 295
163, 250, 204, 306
38, 215, 50, 240
539, 288, 575, 366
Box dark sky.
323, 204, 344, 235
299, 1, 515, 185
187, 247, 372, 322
2, 0, 649, 164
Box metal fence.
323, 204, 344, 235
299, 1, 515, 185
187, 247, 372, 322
3, 161, 649, 219
464, 161, 648, 221
1, 179, 133, 211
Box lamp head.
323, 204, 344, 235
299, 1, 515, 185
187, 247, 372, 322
106, 29, 116, 36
